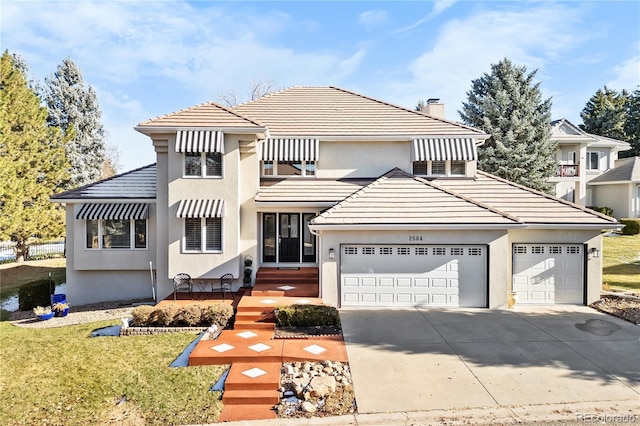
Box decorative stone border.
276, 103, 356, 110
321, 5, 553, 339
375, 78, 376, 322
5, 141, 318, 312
120, 326, 208, 336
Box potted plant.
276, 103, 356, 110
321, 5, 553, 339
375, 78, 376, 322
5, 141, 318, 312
52, 302, 69, 317
33, 306, 54, 321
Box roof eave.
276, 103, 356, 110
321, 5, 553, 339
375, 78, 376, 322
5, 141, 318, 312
309, 223, 525, 231
255, 201, 337, 209
134, 126, 267, 137
524, 223, 621, 230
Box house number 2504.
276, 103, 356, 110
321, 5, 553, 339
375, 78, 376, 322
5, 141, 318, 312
409, 236, 423, 242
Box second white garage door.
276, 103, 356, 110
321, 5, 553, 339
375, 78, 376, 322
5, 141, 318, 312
512, 244, 584, 304
340, 244, 487, 308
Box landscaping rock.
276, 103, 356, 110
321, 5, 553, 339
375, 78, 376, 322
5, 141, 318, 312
310, 376, 336, 396
302, 401, 316, 413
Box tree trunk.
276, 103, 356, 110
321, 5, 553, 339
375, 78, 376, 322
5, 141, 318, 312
14, 239, 29, 263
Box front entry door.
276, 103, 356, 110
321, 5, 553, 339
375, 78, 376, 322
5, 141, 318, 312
279, 213, 300, 262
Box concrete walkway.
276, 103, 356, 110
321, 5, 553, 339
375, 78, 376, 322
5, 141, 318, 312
339, 305, 639, 420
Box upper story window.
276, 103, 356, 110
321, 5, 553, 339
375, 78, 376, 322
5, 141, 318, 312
586, 151, 600, 170
262, 160, 316, 177
412, 138, 475, 177
86, 219, 147, 250
412, 160, 466, 177
184, 217, 222, 252
261, 138, 319, 177
184, 152, 223, 177
176, 130, 224, 177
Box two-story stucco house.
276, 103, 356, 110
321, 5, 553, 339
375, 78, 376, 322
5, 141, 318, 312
52, 87, 620, 309
549, 118, 633, 217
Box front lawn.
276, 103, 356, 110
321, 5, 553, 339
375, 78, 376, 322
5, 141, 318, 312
0, 321, 225, 425
602, 234, 640, 292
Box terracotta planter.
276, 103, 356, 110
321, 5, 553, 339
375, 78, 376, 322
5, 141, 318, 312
507, 291, 518, 309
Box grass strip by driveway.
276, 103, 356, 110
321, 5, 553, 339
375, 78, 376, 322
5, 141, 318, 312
0, 320, 225, 425
603, 234, 640, 292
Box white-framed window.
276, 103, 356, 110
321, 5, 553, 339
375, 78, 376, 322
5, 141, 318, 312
85, 219, 147, 250
184, 217, 222, 252
586, 152, 600, 170
261, 160, 315, 177
184, 152, 223, 177
412, 160, 466, 177
568, 151, 577, 164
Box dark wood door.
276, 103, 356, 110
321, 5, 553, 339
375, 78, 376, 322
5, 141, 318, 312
279, 213, 300, 262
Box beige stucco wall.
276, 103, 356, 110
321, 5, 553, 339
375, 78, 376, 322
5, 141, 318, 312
592, 183, 633, 219
317, 141, 411, 178
317, 229, 509, 309
239, 140, 260, 284
507, 228, 603, 304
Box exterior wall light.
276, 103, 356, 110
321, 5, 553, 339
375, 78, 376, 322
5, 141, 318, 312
329, 248, 335, 259
589, 247, 600, 259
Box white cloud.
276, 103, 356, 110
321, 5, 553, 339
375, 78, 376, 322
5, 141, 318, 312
358, 10, 390, 28
382, 3, 591, 120
607, 53, 640, 91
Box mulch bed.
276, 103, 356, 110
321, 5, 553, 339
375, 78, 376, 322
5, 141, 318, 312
590, 295, 640, 325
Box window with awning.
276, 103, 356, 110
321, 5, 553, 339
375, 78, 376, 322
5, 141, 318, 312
261, 138, 319, 161
175, 130, 225, 153
76, 203, 149, 220
176, 199, 225, 218
412, 138, 477, 161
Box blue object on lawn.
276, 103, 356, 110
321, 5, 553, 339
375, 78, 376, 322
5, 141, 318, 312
169, 331, 205, 368
210, 368, 230, 392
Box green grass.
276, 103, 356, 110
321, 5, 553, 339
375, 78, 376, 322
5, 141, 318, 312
0, 258, 66, 290
602, 233, 640, 292
0, 320, 226, 425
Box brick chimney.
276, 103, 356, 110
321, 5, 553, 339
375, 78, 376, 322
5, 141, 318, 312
424, 98, 444, 119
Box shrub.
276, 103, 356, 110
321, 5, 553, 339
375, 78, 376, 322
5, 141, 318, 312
587, 206, 614, 217
275, 304, 340, 328
175, 304, 202, 326
131, 305, 156, 326
155, 304, 180, 326
620, 218, 640, 235
201, 304, 234, 328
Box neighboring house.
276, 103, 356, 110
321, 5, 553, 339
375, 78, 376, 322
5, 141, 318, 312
587, 156, 640, 218
52, 87, 620, 309
549, 118, 631, 208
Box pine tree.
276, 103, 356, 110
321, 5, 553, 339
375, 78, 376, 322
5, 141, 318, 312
0, 51, 70, 261
580, 86, 628, 142
624, 89, 640, 155
459, 58, 556, 193
43, 57, 106, 188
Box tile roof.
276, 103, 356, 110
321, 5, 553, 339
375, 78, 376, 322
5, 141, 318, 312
51, 164, 156, 200
588, 156, 640, 184
311, 168, 521, 226
137, 102, 263, 129
233, 86, 487, 137
256, 178, 372, 204
437, 171, 618, 225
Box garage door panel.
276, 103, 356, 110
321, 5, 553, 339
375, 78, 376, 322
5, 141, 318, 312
512, 244, 583, 305
340, 244, 486, 308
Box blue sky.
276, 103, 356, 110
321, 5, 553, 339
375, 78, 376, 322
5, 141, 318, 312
2, 1, 639, 172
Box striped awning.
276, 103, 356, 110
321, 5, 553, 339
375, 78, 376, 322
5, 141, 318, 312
412, 138, 477, 161
175, 130, 224, 153
176, 199, 225, 218
76, 203, 149, 220
261, 138, 319, 161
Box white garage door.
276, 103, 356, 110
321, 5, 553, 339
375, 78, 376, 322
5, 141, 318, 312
512, 244, 584, 304
340, 245, 487, 308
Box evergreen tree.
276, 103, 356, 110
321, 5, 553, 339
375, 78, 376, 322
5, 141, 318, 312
624, 89, 640, 155
0, 51, 70, 261
580, 86, 628, 142
43, 57, 106, 188
459, 58, 556, 193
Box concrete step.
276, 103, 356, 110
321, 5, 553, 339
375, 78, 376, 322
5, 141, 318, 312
223, 362, 281, 391
234, 310, 275, 323
218, 403, 277, 422
222, 389, 280, 405
234, 321, 276, 331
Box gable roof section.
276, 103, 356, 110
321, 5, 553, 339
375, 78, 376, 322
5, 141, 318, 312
586, 133, 632, 150
550, 118, 596, 143
51, 164, 157, 201
437, 171, 619, 226
233, 86, 488, 138
136, 101, 264, 130
311, 168, 521, 227
588, 156, 640, 185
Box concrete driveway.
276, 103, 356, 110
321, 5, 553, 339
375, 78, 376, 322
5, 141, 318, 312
340, 306, 639, 421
